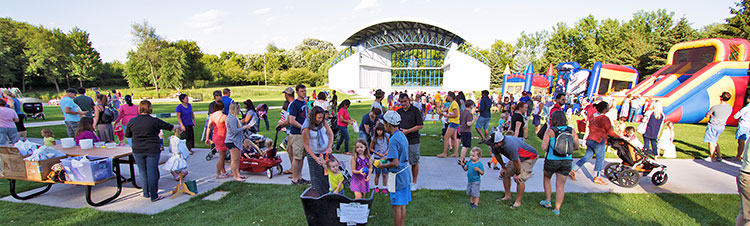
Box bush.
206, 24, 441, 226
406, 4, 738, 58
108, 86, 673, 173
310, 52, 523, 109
280, 68, 317, 86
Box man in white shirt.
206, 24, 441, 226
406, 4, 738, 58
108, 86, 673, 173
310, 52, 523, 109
735, 96, 750, 160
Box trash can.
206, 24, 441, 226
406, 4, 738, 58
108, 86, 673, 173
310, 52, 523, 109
300, 187, 374, 226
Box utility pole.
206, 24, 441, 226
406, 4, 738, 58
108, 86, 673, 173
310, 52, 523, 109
263, 54, 268, 91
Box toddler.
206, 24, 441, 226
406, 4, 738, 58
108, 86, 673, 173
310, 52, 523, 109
464, 147, 484, 209
623, 126, 643, 149
41, 128, 55, 146
326, 158, 344, 194
658, 121, 676, 158
370, 123, 389, 194
350, 139, 371, 199
614, 116, 628, 135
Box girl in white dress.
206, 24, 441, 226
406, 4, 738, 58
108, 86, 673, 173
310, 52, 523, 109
658, 121, 677, 158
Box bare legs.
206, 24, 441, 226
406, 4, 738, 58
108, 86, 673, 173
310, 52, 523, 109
229, 147, 243, 181
502, 176, 525, 207
439, 127, 457, 157
216, 150, 228, 178
543, 171, 568, 213
392, 205, 406, 226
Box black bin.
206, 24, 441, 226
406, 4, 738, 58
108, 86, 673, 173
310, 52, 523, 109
300, 187, 374, 226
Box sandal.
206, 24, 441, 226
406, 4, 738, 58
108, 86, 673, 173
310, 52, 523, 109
593, 177, 608, 185
569, 170, 577, 181
233, 178, 246, 182
539, 200, 552, 208
282, 170, 292, 174
151, 195, 166, 202
552, 210, 561, 215
217, 173, 231, 179
509, 204, 521, 209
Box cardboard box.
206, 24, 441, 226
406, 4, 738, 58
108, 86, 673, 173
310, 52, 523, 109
25, 156, 66, 181
0, 146, 30, 178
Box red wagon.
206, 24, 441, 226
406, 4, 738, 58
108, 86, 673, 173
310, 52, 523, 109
239, 130, 284, 178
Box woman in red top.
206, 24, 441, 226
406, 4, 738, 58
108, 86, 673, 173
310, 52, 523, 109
117, 95, 139, 146
571, 101, 623, 185
335, 99, 354, 154
205, 100, 230, 179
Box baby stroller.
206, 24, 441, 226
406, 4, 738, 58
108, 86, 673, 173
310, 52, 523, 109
604, 137, 668, 188
23, 102, 45, 120
205, 143, 230, 161
239, 130, 283, 178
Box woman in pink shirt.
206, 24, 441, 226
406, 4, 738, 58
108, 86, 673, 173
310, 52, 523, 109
335, 99, 354, 154
117, 95, 139, 146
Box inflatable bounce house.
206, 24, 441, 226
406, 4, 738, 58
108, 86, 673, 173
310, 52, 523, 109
616, 38, 750, 125
554, 62, 639, 98
501, 63, 553, 96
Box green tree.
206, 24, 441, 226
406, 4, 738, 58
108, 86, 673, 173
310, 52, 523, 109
23, 26, 70, 93
157, 47, 187, 89
171, 40, 208, 86
721, 0, 750, 40
67, 27, 102, 87
0, 18, 31, 90
125, 21, 168, 92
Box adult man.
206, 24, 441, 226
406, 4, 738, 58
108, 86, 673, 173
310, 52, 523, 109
484, 131, 538, 208
73, 87, 95, 118
60, 88, 87, 137
287, 84, 310, 184
359, 107, 382, 142
550, 93, 566, 114
397, 94, 424, 191
221, 88, 233, 115
277, 87, 296, 174
737, 137, 750, 226
476, 90, 492, 141
705, 92, 733, 162
376, 111, 411, 226
207, 90, 222, 115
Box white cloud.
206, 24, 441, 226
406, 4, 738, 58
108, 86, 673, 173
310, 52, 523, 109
354, 0, 379, 12
189, 9, 227, 33
473, 8, 481, 13
266, 16, 277, 22
251, 8, 271, 15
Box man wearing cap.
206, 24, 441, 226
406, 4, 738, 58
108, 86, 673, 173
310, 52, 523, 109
376, 110, 411, 226
287, 84, 310, 184
397, 93, 424, 191
278, 87, 296, 174
484, 131, 538, 208
60, 88, 87, 137
705, 91, 733, 162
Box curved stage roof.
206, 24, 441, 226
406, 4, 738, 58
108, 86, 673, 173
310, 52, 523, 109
340, 17, 471, 52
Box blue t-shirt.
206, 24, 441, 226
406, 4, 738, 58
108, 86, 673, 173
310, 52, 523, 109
360, 113, 376, 135
466, 160, 483, 182
221, 96, 233, 114
372, 133, 389, 159
288, 99, 308, 135
11, 98, 23, 115
175, 103, 194, 126
59, 96, 81, 122
479, 96, 491, 118
386, 130, 411, 190
546, 126, 574, 160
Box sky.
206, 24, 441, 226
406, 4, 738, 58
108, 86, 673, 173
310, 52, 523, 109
0, 0, 739, 62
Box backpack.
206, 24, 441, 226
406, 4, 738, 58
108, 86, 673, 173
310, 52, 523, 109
101, 104, 117, 123
550, 126, 576, 157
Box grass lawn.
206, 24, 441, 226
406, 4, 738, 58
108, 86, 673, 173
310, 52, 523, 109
0, 182, 736, 225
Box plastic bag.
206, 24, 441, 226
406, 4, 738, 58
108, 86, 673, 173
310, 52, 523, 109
23, 146, 66, 161
352, 121, 359, 133
14, 140, 40, 156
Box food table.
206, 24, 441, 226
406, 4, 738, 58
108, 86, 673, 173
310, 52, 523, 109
1, 144, 140, 206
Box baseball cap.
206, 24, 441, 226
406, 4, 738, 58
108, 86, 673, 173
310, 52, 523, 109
65, 88, 78, 94
483, 131, 505, 146
282, 87, 295, 95
383, 110, 401, 126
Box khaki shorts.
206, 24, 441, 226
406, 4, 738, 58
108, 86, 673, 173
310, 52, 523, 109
288, 134, 305, 160
738, 171, 750, 220
503, 158, 537, 183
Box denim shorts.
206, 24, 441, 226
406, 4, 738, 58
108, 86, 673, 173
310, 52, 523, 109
475, 116, 491, 130
448, 123, 459, 129
704, 124, 725, 143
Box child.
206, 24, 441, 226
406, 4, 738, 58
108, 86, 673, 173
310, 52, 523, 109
350, 139, 372, 199
370, 123, 389, 194
464, 147, 484, 209
242, 138, 256, 159
459, 100, 479, 165
327, 158, 344, 194
658, 121, 677, 158
164, 129, 190, 180
74, 117, 99, 145
113, 122, 125, 145
41, 128, 55, 146
623, 126, 643, 149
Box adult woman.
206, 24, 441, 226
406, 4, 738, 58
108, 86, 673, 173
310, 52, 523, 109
125, 100, 176, 202
641, 101, 665, 157
335, 99, 353, 154
302, 106, 334, 194
241, 99, 260, 134
226, 103, 253, 181
117, 95, 139, 146
571, 101, 622, 185
0, 99, 19, 145
205, 100, 230, 178
2, 90, 25, 142
438, 91, 460, 158
93, 94, 115, 142
175, 94, 195, 154
540, 111, 579, 215
509, 102, 528, 138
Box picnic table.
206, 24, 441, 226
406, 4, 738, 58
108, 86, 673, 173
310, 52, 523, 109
1, 145, 140, 206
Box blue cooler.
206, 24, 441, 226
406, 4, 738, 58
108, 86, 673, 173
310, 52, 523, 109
61, 156, 114, 183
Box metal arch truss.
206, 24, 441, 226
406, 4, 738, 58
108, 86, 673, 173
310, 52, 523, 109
457, 43, 490, 65
330, 47, 355, 66
362, 28, 457, 51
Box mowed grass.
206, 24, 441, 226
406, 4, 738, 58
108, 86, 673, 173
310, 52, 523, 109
0, 182, 737, 225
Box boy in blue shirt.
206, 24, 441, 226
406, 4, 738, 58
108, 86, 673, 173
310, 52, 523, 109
376, 111, 411, 226
464, 147, 484, 208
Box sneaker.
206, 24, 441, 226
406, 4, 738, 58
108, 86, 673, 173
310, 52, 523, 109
469, 204, 477, 209
374, 188, 380, 193
382, 189, 389, 195
410, 182, 417, 191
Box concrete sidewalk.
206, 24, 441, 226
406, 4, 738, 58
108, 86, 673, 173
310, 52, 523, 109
1, 148, 741, 215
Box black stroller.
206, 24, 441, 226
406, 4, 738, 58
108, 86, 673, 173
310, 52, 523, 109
604, 137, 668, 188
23, 102, 45, 120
